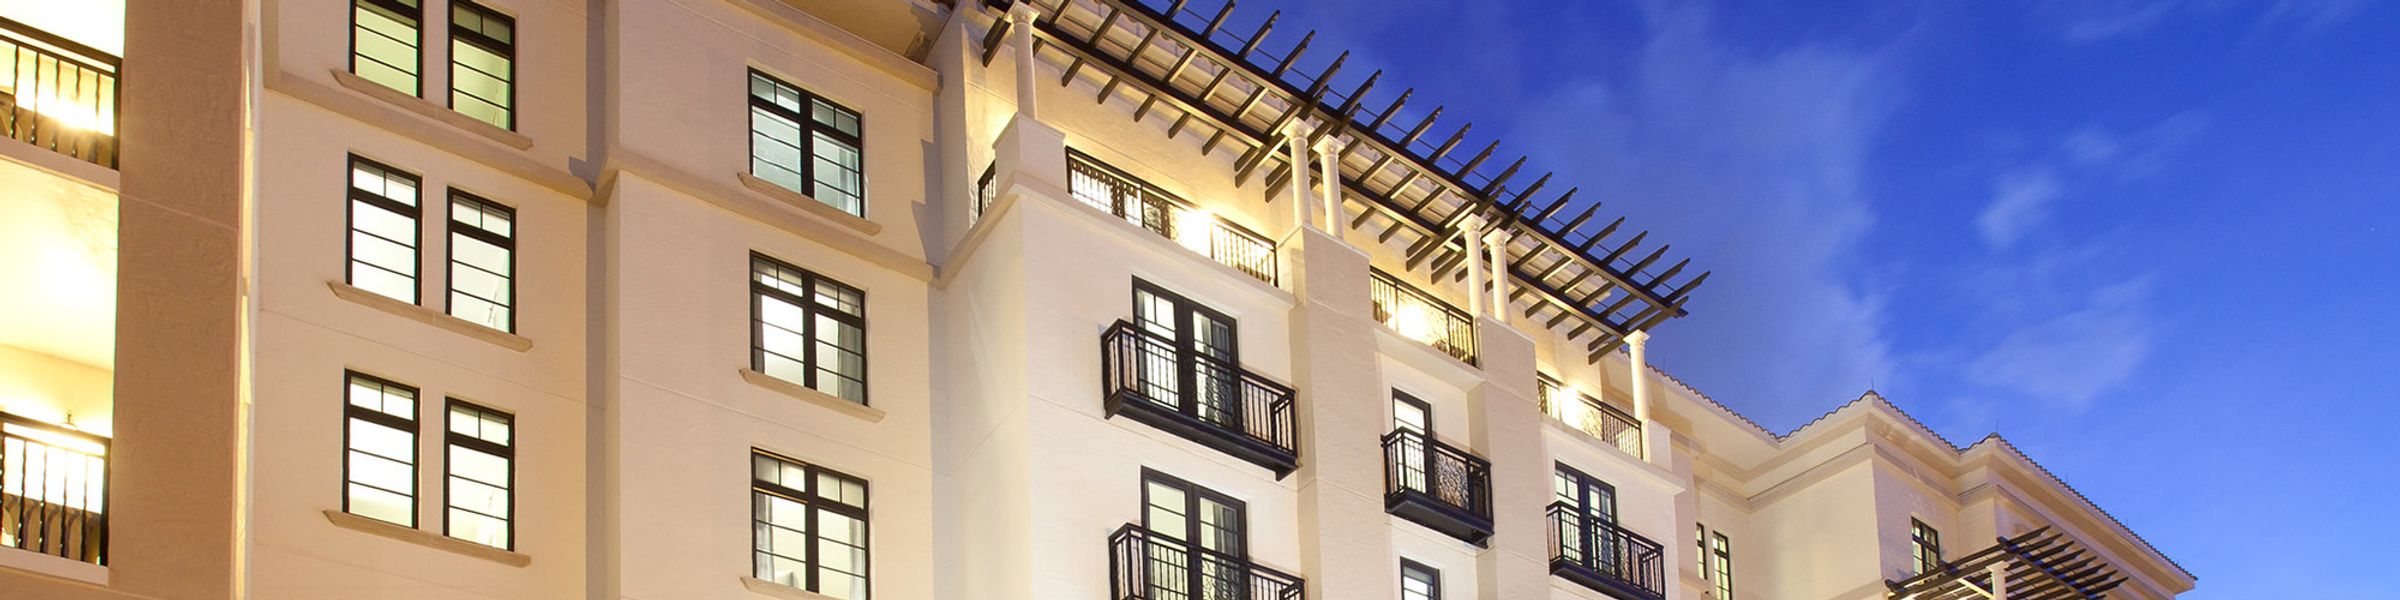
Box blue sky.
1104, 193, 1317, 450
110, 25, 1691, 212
1247, 0, 2399, 596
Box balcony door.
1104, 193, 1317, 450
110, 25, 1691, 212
1391, 391, 1432, 495
1554, 464, 1619, 572
1143, 470, 1250, 600
1134, 281, 1242, 429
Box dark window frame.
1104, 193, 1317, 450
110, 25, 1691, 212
342, 370, 420, 527
1553, 463, 1618, 524
444, 189, 517, 333
1129, 279, 1244, 419
746, 69, 868, 217
1711, 531, 1732, 598
1400, 558, 1442, 600
749, 252, 870, 404
750, 449, 873, 599
447, 0, 518, 130
1138, 468, 1248, 555
346, 155, 424, 305
442, 399, 515, 550
349, 0, 426, 97
1911, 518, 1942, 576
1392, 389, 1433, 434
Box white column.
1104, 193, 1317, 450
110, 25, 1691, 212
1314, 136, 1345, 231
1486, 229, 1510, 320
1463, 216, 1488, 318
1008, 5, 1041, 119
1285, 124, 1313, 231
1989, 564, 2010, 599
1627, 329, 1654, 463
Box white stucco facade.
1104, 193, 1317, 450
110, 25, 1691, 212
0, 1, 2193, 599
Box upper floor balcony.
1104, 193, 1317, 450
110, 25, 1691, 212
1547, 503, 1666, 600
1369, 269, 1478, 365
1381, 428, 1493, 547
1107, 524, 1304, 600
1538, 375, 1644, 459
1100, 320, 1299, 477
0, 16, 118, 169
1, 410, 109, 566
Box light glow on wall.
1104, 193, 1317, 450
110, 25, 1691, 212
1173, 208, 1215, 253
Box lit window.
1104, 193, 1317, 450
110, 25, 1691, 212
449, 1, 515, 130
1697, 524, 1709, 578
1911, 519, 1942, 576
444, 401, 513, 549
1401, 559, 1441, 600
446, 191, 515, 332
1711, 532, 1733, 599
751, 254, 868, 403
352, 0, 423, 95
748, 70, 866, 217
344, 372, 418, 527
752, 450, 871, 600
348, 156, 422, 303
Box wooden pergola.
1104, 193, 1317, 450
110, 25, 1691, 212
976, 0, 1709, 364
1888, 528, 2128, 600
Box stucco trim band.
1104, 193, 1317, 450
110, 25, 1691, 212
736, 172, 884, 236
739, 576, 846, 600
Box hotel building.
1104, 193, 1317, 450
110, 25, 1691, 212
0, 1, 2197, 599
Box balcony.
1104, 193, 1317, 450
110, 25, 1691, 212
1107, 524, 1304, 600
1369, 269, 1478, 366
1, 411, 109, 565
0, 16, 118, 169
1101, 320, 1300, 477
1068, 150, 1279, 286
1381, 428, 1493, 546
1547, 503, 1665, 600
1538, 377, 1644, 459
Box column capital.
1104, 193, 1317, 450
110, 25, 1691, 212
1311, 134, 1347, 154
1461, 213, 1487, 231
1625, 329, 1651, 348
1007, 2, 1039, 25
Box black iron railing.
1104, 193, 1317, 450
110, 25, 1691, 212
1108, 524, 1304, 600
1102, 320, 1298, 468
1537, 377, 1644, 459
0, 16, 118, 169
1, 411, 109, 565
1369, 269, 1478, 365
973, 161, 998, 224
1547, 503, 1665, 600
1382, 429, 1491, 521
1068, 150, 1278, 285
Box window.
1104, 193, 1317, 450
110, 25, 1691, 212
1710, 532, 1732, 599
1911, 519, 1942, 576
748, 70, 865, 217
751, 254, 868, 403
1391, 390, 1432, 494
1392, 391, 1431, 434
1696, 524, 1708, 577
444, 401, 513, 549
1130, 281, 1241, 425
348, 156, 422, 303
352, 0, 423, 95
344, 372, 418, 527
1552, 464, 1616, 566
449, 1, 516, 130
1400, 559, 1441, 600
1140, 470, 1246, 600
446, 191, 515, 331
752, 450, 871, 600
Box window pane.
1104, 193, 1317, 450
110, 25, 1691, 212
353, 1, 422, 95
751, 451, 870, 597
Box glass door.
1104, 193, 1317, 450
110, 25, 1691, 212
1144, 471, 1249, 600
1554, 464, 1618, 573
1135, 282, 1243, 429
1392, 392, 1432, 496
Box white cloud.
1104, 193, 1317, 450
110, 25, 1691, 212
1978, 168, 2064, 250
2036, 0, 2371, 41
1966, 278, 2157, 407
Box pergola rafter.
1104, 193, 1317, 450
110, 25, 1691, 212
1887, 528, 2130, 600
983, 0, 1710, 363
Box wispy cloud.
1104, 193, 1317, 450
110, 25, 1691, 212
1493, 3, 1906, 424
1978, 168, 2064, 250
2035, 0, 2373, 41
1966, 277, 2157, 407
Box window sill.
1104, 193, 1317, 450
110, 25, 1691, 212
740, 576, 843, 600
331, 69, 534, 150
738, 368, 885, 423
327, 281, 534, 352
0, 547, 106, 586
322, 510, 531, 567
737, 172, 883, 237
